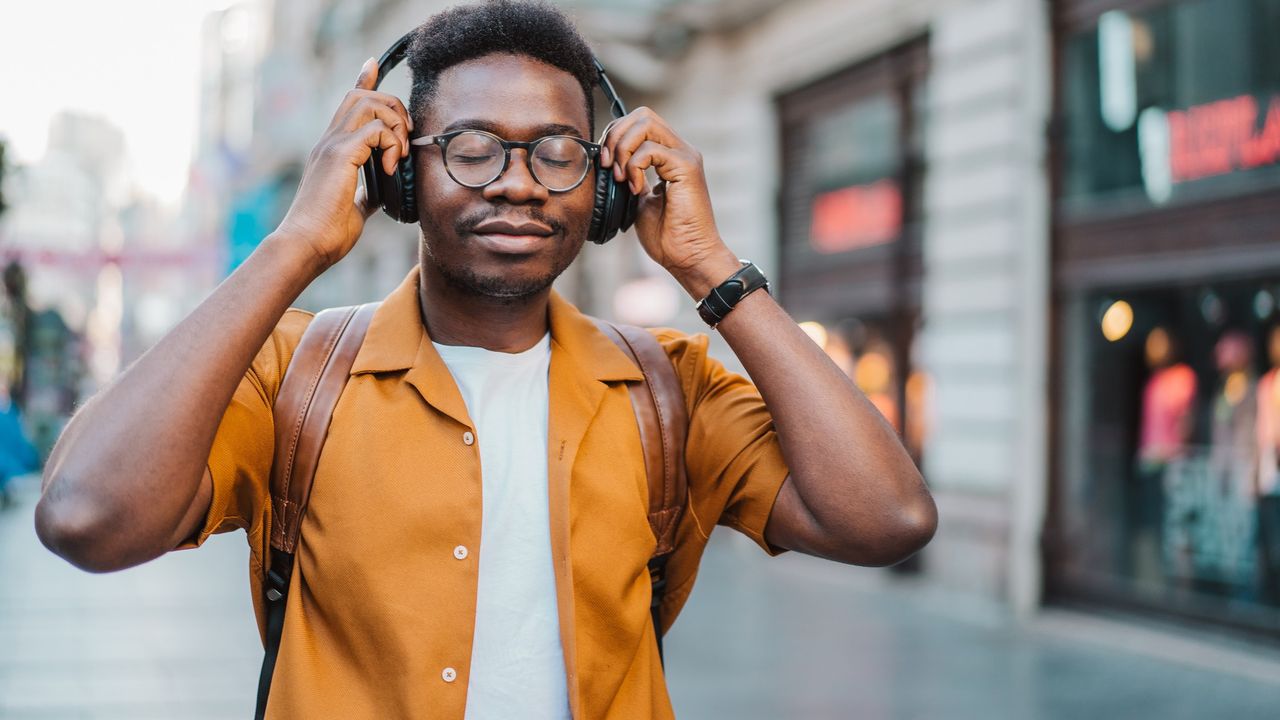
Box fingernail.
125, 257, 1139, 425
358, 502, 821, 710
600, 146, 610, 167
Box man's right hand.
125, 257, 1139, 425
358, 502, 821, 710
275, 57, 414, 270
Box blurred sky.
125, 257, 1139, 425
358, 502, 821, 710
0, 0, 242, 204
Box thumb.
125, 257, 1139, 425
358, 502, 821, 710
355, 182, 377, 220
355, 57, 378, 90
634, 187, 662, 241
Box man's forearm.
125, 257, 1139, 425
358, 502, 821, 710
37, 232, 325, 571
677, 252, 936, 564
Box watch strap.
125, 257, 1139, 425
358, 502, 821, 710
696, 260, 769, 327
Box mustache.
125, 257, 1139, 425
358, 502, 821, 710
454, 208, 565, 237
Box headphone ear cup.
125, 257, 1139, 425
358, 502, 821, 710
588, 164, 638, 244
393, 154, 417, 224
361, 151, 383, 215
587, 164, 612, 245
366, 148, 417, 224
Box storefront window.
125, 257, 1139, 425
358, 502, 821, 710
804, 95, 903, 255
1062, 0, 1280, 214
1061, 279, 1280, 627
799, 316, 930, 461
1054, 0, 1280, 635
777, 38, 930, 472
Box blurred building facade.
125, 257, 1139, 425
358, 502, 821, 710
215, 0, 1280, 641
0, 112, 127, 452
605, 0, 1055, 618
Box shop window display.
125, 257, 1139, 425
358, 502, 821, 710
800, 318, 930, 464
776, 39, 929, 482
1072, 281, 1280, 618
1054, 0, 1280, 636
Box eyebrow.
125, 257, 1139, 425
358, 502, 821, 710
439, 118, 586, 140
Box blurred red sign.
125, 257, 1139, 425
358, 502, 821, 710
809, 179, 902, 254
1168, 94, 1280, 182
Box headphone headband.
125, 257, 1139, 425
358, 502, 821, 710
372, 32, 628, 123
374, 33, 411, 88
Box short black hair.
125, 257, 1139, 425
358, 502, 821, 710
407, 0, 597, 135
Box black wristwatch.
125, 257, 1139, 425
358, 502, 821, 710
695, 260, 770, 328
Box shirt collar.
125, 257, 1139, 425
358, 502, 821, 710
349, 267, 644, 384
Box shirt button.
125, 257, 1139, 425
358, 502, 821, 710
462, 431, 475, 446
442, 667, 457, 683
453, 545, 469, 560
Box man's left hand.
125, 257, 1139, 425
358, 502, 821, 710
599, 107, 740, 298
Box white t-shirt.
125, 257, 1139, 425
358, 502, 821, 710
433, 333, 570, 720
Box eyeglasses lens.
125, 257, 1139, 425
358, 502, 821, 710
443, 132, 590, 191
530, 137, 590, 191
444, 132, 505, 187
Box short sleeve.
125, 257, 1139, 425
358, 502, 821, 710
653, 328, 790, 556
175, 310, 313, 557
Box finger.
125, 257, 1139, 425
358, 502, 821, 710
623, 140, 691, 195
355, 90, 413, 132
341, 119, 401, 173
600, 112, 643, 173
333, 90, 415, 138
355, 181, 375, 220
598, 118, 623, 167
337, 88, 412, 131
339, 56, 415, 130
340, 102, 411, 158
355, 57, 378, 90
608, 112, 680, 184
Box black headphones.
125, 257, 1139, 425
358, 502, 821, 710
360, 32, 638, 245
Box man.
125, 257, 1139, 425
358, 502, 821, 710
35, 1, 936, 717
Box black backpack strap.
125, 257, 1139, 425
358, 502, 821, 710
256, 302, 378, 720
590, 319, 689, 663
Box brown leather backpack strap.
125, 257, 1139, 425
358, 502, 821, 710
592, 319, 688, 662
269, 302, 379, 555
257, 302, 377, 720
589, 319, 689, 554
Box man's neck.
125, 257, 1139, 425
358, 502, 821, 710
416, 264, 551, 353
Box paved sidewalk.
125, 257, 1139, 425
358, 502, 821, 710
0, 477, 260, 719
3, 474, 1279, 719
664, 541, 1280, 719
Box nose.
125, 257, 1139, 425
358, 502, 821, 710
482, 148, 549, 204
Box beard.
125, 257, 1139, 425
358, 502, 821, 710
420, 206, 583, 303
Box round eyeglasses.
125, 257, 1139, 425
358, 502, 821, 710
409, 129, 601, 193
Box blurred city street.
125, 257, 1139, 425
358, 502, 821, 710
3, 473, 1278, 719
5, 0, 1280, 716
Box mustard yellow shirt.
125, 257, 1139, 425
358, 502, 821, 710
182, 268, 789, 718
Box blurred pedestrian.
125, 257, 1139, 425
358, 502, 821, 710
33, 1, 936, 718
0, 384, 39, 509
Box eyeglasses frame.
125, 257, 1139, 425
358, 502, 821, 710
409, 129, 602, 193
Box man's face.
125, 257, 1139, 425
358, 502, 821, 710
415, 53, 595, 300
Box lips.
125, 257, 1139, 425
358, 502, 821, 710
468, 217, 555, 254
471, 218, 553, 236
